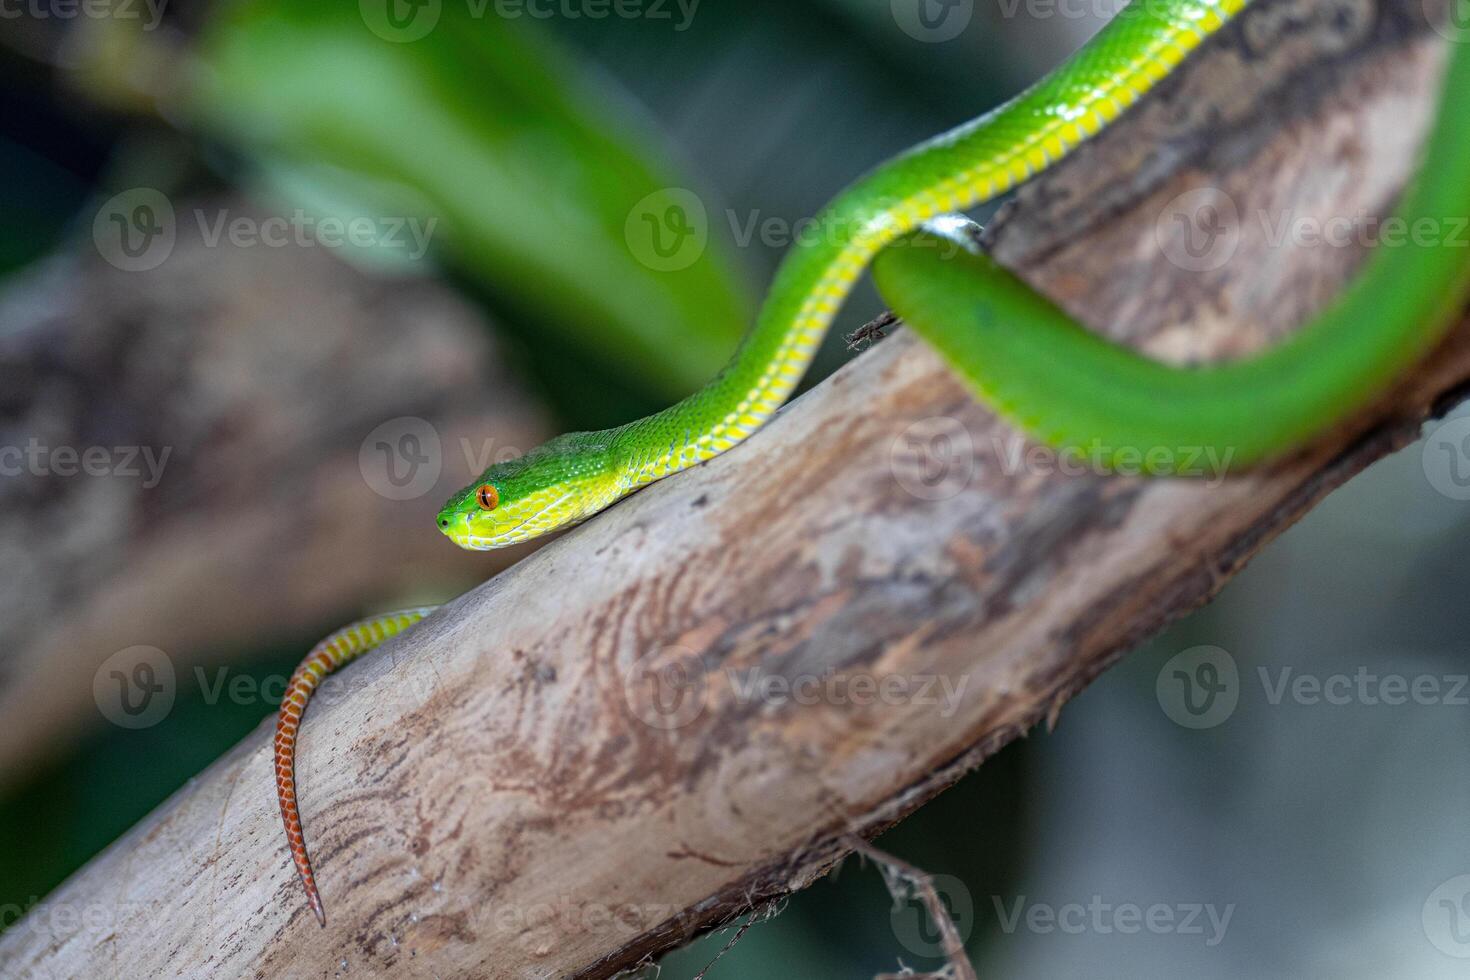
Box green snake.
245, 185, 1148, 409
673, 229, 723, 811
275, 1, 1470, 925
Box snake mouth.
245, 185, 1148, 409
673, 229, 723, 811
439, 498, 562, 551
440, 512, 519, 551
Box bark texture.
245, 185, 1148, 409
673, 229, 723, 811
1, 0, 1465, 976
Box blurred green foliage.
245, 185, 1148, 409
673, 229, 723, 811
188, 1, 755, 396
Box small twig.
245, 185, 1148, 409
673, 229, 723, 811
688, 899, 783, 980
687, 918, 751, 980
846, 836, 979, 980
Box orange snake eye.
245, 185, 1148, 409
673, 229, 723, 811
476, 484, 499, 511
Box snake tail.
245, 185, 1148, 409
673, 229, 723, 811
274, 607, 435, 926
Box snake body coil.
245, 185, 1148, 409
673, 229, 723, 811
277, 1, 1470, 925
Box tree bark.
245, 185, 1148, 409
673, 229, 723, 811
2, 0, 1465, 976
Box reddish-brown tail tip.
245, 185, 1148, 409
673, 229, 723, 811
272, 609, 434, 928
276, 669, 328, 927
309, 890, 326, 927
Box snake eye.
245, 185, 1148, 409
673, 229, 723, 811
476, 484, 499, 511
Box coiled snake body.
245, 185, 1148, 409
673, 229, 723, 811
275, 1, 1470, 924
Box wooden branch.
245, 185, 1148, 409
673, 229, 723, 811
3, 0, 1465, 976
0, 203, 550, 783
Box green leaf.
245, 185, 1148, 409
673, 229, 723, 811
185, 2, 753, 395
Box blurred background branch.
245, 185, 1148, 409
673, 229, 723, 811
0, 196, 550, 783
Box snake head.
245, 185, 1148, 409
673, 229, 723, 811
436, 430, 620, 550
